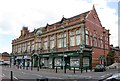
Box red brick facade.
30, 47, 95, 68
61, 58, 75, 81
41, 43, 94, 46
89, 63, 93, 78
12, 6, 110, 68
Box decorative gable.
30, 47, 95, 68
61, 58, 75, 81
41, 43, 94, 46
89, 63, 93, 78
86, 5, 102, 27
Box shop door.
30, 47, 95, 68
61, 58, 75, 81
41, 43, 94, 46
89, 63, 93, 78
65, 56, 70, 69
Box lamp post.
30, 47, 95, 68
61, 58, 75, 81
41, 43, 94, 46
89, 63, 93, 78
63, 54, 67, 73
51, 47, 55, 69
79, 44, 83, 73
38, 48, 42, 69
31, 50, 34, 70
61, 25, 66, 73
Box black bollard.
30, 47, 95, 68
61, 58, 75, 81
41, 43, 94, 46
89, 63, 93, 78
64, 66, 66, 73
81, 68, 82, 73
37, 66, 39, 71
86, 67, 87, 72
23, 66, 25, 69
40, 65, 41, 69
56, 67, 57, 73
36, 78, 39, 81
74, 67, 75, 74
10, 71, 13, 81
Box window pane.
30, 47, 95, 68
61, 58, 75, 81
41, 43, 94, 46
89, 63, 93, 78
58, 39, 62, 48
70, 36, 74, 46
86, 35, 89, 45
70, 31, 74, 36
43, 42, 47, 50
76, 30, 80, 34
64, 38, 66, 47
50, 40, 54, 49
76, 35, 81, 45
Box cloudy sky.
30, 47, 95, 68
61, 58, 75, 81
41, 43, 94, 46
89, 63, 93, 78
0, 0, 119, 53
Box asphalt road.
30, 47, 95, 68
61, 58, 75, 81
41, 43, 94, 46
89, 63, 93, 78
0, 65, 119, 81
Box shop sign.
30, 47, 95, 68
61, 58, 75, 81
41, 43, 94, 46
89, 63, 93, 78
42, 55, 49, 57
58, 54, 63, 56
68, 53, 73, 56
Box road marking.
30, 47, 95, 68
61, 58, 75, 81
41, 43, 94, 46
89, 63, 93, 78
2, 74, 5, 77
13, 76, 18, 80
101, 73, 112, 78
0, 74, 5, 77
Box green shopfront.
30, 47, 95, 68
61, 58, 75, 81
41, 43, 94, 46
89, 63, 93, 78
39, 49, 92, 70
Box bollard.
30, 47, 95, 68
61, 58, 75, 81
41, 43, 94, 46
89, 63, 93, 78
31, 66, 33, 70
10, 71, 13, 81
37, 78, 48, 81
37, 66, 39, 71
36, 78, 39, 81
40, 65, 41, 69
56, 67, 57, 73
64, 66, 66, 73
26, 66, 28, 70
81, 68, 82, 73
86, 67, 87, 72
74, 67, 75, 74
23, 66, 25, 69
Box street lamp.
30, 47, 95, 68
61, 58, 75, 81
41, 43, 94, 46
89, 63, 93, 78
38, 48, 42, 69
51, 47, 55, 69
79, 44, 83, 73
63, 54, 67, 73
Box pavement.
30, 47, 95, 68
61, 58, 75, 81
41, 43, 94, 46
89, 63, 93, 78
1, 65, 119, 81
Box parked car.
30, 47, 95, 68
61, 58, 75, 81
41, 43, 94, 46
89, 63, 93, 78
94, 64, 106, 72
105, 73, 120, 81
0, 62, 9, 66
2, 62, 9, 65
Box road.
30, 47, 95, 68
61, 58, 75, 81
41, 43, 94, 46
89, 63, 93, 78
1, 65, 119, 81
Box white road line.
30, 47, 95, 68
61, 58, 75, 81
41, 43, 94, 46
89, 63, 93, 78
0, 74, 5, 77
13, 76, 18, 80
101, 73, 112, 78
2, 74, 5, 77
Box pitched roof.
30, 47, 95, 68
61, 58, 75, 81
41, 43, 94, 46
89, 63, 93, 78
47, 11, 90, 27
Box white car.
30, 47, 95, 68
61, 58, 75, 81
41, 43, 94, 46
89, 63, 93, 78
105, 73, 120, 81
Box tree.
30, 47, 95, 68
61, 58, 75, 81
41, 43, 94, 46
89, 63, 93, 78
106, 51, 116, 66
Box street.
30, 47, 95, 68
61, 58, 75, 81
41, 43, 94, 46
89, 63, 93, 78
1, 65, 119, 81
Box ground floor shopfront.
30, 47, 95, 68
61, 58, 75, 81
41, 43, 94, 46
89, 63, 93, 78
11, 49, 92, 70
38, 50, 92, 70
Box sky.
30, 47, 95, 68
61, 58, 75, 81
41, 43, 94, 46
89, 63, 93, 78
0, 0, 119, 53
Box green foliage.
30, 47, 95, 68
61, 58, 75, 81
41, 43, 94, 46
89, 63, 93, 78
106, 51, 116, 66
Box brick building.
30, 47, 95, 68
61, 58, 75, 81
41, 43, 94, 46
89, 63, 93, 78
0, 52, 10, 64
110, 45, 120, 63
11, 6, 110, 69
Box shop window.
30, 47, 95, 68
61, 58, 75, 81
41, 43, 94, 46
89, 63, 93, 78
55, 58, 62, 66
70, 57, 80, 67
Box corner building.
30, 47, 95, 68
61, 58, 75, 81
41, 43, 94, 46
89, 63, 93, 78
12, 6, 110, 70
